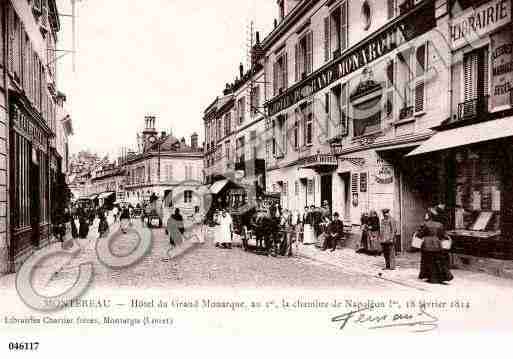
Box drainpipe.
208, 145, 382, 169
3, 0, 12, 273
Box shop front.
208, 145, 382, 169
407, 117, 513, 270
9, 100, 52, 270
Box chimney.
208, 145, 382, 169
274, 19, 278, 28
239, 63, 244, 79
191, 133, 198, 149
223, 83, 232, 95
256, 31, 260, 45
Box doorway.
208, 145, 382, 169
30, 151, 40, 248
321, 174, 333, 213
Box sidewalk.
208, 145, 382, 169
295, 229, 513, 293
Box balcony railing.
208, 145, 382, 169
399, 106, 414, 120
457, 96, 489, 122
299, 153, 337, 170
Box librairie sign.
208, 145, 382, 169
451, 0, 511, 50
267, 3, 435, 117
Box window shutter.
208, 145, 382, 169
341, 83, 348, 135
273, 62, 278, 96
324, 17, 330, 62
415, 44, 426, 113
295, 43, 299, 82
284, 53, 288, 89
341, 2, 348, 51
464, 52, 476, 101
478, 47, 489, 97
414, 81, 424, 112
307, 31, 313, 74
387, 0, 395, 19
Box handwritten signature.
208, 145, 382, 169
332, 307, 439, 333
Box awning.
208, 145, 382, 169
406, 118, 513, 157
209, 179, 230, 194
98, 191, 115, 200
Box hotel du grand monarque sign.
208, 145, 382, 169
266, 2, 435, 117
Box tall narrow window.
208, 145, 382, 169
237, 97, 246, 125
274, 52, 288, 95
296, 32, 312, 81
325, 92, 330, 139
224, 112, 231, 137
250, 86, 260, 116
329, 1, 348, 58
293, 110, 300, 150
324, 16, 330, 62
415, 43, 427, 113
463, 46, 489, 120
385, 60, 395, 120
387, 0, 396, 20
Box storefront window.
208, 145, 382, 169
454, 147, 501, 231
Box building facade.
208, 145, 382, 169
204, 0, 513, 268
261, 0, 448, 252
407, 0, 513, 272
123, 116, 204, 215
203, 37, 268, 209
0, 0, 67, 273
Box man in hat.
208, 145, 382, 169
380, 209, 397, 270
323, 212, 344, 252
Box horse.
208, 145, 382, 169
249, 208, 280, 255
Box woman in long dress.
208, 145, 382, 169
192, 206, 205, 243
219, 210, 233, 249
418, 209, 454, 284
367, 210, 382, 255
303, 207, 315, 245
78, 214, 89, 239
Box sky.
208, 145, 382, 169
56, 0, 277, 159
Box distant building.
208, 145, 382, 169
122, 116, 204, 215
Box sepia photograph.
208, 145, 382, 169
0, 0, 513, 355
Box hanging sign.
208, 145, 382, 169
490, 27, 513, 111
375, 159, 394, 185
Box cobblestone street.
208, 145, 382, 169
41, 220, 400, 291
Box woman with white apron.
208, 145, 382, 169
303, 208, 316, 245
192, 206, 205, 243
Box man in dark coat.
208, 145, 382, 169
322, 212, 344, 252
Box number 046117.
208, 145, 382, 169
8, 342, 39, 351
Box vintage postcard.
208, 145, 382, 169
1, 0, 513, 356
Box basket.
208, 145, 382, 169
411, 232, 423, 249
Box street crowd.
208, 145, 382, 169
208, 199, 454, 285
51, 197, 454, 286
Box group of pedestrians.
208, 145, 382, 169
358, 209, 399, 270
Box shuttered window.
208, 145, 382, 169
306, 31, 313, 74
463, 47, 489, 100
415, 44, 427, 113
273, 52, 288, 95
324, 17, 330, 62
385, 60, 395, 119
387, 0, 396, 20
351, 174, 359, 193
340, 83, 348, 136
340, 1, 347, 51
295, 43, 299, 82
463, 46, 489, 119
